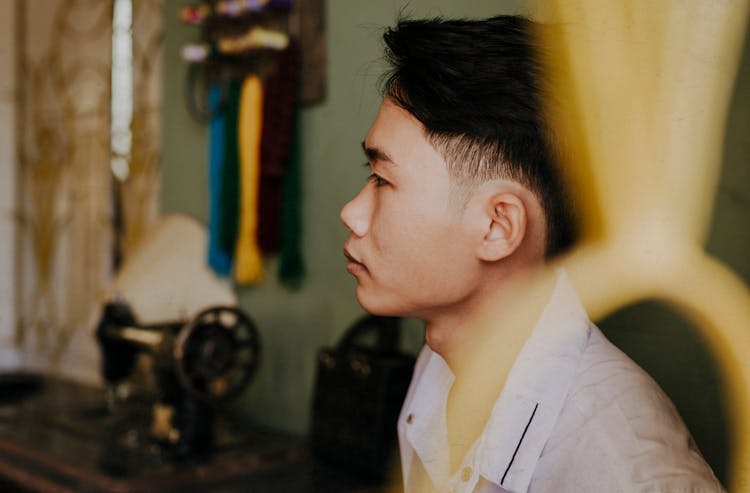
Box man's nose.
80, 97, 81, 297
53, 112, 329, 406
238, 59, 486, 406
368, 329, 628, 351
340, 186, 371, 237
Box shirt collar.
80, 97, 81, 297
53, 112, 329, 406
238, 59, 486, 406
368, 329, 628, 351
402, 348, 455, 487
478, 270, 591, 492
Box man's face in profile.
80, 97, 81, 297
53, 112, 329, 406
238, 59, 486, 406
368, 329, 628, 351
341, 99, 481, 319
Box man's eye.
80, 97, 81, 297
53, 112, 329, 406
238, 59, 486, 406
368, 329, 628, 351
368, 173, 388, 187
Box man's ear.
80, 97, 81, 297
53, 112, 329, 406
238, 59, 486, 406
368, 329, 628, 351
476, 192, 527, 262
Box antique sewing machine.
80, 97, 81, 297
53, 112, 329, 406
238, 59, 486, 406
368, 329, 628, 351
0, 216, 378, 491
95, 300, 260, 457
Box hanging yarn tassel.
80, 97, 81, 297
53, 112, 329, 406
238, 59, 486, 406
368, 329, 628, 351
258, 41, 300, 254
234, 76, 264, 284
207, 84, 233, 276
278, 109, 305, 287
218, 80, 242, 258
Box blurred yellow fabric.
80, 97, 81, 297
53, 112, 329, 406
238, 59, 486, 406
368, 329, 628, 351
532, 1, 750, 490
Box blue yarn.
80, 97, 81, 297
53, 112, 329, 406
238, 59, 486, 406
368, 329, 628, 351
207, 83, 233, 276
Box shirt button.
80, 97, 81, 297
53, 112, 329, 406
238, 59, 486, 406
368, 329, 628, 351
461, 466, 472, 482
406, 413, 414, 424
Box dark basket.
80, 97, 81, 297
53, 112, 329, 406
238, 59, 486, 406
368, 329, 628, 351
311, 315, 416, 483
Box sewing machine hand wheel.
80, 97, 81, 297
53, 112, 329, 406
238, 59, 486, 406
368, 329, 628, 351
174, 306, 260, 401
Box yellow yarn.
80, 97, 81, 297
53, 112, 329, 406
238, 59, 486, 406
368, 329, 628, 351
234, 75, 264, 284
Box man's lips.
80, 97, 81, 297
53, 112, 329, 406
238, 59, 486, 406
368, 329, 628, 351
344, 248, 368, 274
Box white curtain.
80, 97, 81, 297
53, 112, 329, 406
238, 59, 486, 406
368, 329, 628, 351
17, 0, 162, 383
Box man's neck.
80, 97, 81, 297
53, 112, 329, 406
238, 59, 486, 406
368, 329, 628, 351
425, 266, 554, 373
425, 265, 557, 473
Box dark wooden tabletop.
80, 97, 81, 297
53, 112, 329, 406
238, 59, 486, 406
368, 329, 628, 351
0, 374, 386, 493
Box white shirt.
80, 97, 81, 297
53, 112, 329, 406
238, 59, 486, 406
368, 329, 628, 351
397, 272, 723, 493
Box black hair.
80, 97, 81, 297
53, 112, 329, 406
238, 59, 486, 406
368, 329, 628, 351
381, 15, 576, 257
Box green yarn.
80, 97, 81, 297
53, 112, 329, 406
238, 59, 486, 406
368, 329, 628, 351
218, 80, 242, 255
278, 110, 305, 287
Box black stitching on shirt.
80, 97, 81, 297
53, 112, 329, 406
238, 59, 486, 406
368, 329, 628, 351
501, 402, 539, 485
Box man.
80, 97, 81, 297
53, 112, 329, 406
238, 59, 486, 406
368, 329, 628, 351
340, 15, 723, 493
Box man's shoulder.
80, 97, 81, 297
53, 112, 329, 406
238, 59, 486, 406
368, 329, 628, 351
569, 324, 677, 417
532, 325, 723, 492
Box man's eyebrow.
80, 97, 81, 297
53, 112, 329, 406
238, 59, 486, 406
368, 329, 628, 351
361, 141, 396, 165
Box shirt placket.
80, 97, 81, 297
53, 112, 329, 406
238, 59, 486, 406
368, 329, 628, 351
446, 440, 482, 493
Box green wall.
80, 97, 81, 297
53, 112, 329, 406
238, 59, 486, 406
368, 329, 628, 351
162, 0, 749, 483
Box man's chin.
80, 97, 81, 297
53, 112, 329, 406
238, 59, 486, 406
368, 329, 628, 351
356, 290, 405, 317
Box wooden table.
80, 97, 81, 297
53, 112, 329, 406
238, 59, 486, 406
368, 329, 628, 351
0, 374, 383, 493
